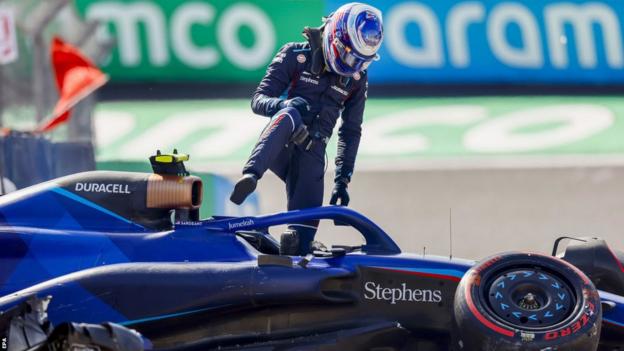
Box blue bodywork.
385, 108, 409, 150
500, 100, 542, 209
0, 171, 622, 349
0, 175, 468, 323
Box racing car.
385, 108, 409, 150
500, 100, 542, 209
0, 151, 622, 351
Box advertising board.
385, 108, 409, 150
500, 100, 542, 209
77, 0, 624, 84
74, 0, 324, 82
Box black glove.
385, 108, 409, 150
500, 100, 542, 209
280, 97, 310, 117
329, 181, 350, 206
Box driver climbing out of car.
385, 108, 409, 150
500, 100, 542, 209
230, 2, 383, 255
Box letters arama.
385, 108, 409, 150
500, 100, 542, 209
384, 1, 624, 73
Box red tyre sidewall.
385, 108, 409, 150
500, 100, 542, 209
453, 253, 602, 350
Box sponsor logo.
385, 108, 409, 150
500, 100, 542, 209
228, 218, 254, 230
363, 281, 443, 304
300, 75, 319, 85
175, 220, 202, 226
386, 1, 624, 70
296, 53, 306, 63
330, 85, 349, 96
83, 1, 276, 70
75, 182, 131, 194
520, 332, 535, 342
544, 301, 595, 341
353, 72, 361, 81
380, 1, 624, 83
544, 313, 590, 340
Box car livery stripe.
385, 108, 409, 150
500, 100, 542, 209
119, 306, 219, 326
51, 187, 142, 228
464, 274, 516, 337
373, 267, 463, 282
604, 318, 624, 329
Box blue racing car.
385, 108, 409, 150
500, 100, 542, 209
0, 152, 622, 351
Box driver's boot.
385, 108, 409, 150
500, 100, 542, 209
232, 108, 301, 206
279, 229, 300, 256
230, 173, 258, 205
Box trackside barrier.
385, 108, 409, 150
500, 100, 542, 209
0, 132, 95, 193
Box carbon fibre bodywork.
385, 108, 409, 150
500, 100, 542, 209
0, 171, 622, 350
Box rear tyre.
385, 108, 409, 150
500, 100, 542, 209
453, 253, 601, 351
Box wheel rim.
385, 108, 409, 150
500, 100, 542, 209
485, 269, 575, 329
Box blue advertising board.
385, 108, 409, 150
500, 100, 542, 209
327, 0, 624, 83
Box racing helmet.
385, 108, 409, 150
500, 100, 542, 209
322, 3, 383, 77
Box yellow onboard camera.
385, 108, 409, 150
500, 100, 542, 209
149, 149, 190, 176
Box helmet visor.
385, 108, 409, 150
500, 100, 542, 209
333, 38, 376, 72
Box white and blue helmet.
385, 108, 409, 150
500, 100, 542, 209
322, 3, 383, 77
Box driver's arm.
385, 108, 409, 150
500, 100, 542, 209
251, 43, 298, 117
335, 74, 367, 184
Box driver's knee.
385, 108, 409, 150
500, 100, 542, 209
259, 107, 302, 143
273, 107, 302, 133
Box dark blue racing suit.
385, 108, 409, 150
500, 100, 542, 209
243, 32, 368, 254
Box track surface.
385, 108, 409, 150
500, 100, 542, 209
247, 165, 624, 260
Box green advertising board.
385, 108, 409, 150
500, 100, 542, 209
74, 0, 324, 82
93, 96, 624, 170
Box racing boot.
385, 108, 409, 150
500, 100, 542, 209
230, 173, 258, 205
279, 229, 300, 256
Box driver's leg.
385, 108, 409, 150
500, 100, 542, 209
230, 107, 302, 205
286, 143, 325, 255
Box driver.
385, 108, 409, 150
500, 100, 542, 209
230, 3, 383, 255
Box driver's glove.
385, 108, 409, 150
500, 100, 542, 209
329, 180, 350, 206
280, 97, 310, 117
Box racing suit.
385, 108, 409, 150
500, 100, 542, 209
243, 28, 368, 254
